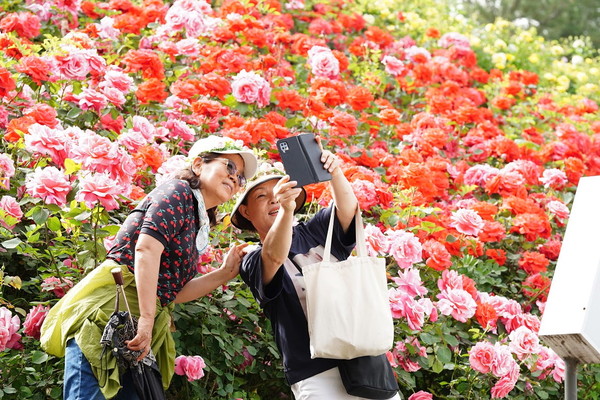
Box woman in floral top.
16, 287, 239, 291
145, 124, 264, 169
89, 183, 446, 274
41, 136, 257, 400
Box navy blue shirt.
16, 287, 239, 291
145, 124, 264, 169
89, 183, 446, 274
240, 206, 356, 385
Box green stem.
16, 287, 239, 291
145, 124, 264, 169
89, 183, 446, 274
93, 204, 100, 270
44, 219, 63, 282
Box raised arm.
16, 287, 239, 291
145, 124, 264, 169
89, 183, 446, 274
174, 243, 249, 303
318, 138, 358, 231
260, 176, 303, 284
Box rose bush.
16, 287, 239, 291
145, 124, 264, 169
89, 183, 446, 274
0, 0, 599, 399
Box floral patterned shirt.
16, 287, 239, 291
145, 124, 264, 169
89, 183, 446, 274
107, 179, 201, 306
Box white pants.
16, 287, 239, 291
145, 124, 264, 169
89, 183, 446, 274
291, 367, 402, 400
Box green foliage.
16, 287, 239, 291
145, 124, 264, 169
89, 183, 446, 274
455, 0, 600, 49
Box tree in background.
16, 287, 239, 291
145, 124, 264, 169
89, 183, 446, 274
455, 0, 600, 49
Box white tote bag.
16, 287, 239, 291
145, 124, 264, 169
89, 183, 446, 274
303, 205, 394, 359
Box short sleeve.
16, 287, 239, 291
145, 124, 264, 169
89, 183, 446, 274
139, 180, 196, 248
240, 247, 285, 305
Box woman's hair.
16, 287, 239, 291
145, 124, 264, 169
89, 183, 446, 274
174, 152, 220, 226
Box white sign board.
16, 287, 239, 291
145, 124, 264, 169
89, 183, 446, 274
539, 175, 600, 364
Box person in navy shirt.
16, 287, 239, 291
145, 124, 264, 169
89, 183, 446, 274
232, 139, 400, 399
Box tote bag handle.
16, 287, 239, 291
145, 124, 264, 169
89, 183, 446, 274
323, 204, 366, 262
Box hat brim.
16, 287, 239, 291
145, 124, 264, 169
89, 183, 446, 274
231, 175, 307, 231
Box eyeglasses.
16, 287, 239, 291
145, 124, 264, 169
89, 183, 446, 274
213, 157, 246, 187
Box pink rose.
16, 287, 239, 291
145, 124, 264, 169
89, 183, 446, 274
0, 306, 22, 351
546, 200, 569, 219
437, 269, 464, 292
0, 105, 8, 128
392, 268, 428, 298
100, 67, 134, 93
540, 168, 567, 189
176, 38, 201, 57
404, 298, 426, 331
508, 326, 540, 360
389, 289, 427, 330
408, 391, 433, 400
163, 119, 195, 142
405, 46, 431, 62
385, 229, 423, 269
0, 153, 15, 190
436, 288, 477, 323
393, 338, 426, 372
76, 172, 123, 211
77, 88, 108, 114
132, 116, 157, 141
57, 52, 91, 80
463, 165, 499, 186
231, 70, 271, 108
469, 341, 496, 373
84, 50, 107, 77
96, 17, 121, 40
101, 87, 126, 108
41, 276, 73, 298
382, 55, 406, 77
23, 304, 49, 340
490, 363, 519, 398
307, 46, 339, 79
117, 130, 147, 152
72, 133, 136, 186
388, 288, 408, 319
450, 208, 484, 236
25, 166, 72, 207
491, 344, 516, 378
0, 195, 23, 230
438, 32, 471, 49
174, 355, 206, 381
350, 179, 379, 210
24, 123, 70, 166
364, 223, 387, 256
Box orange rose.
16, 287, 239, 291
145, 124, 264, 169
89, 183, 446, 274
136, 78, 168, 104
5, 116, 36, 142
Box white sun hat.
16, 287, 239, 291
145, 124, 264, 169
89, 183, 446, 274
188, 135, 258, 179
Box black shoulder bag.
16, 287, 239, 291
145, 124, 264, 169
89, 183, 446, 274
338, 354, 401, 399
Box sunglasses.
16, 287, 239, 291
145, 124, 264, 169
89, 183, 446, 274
213, 157, 246, 187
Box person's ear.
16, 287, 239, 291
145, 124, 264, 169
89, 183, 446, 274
239, 204, 251, 220
191, 157, 203, 175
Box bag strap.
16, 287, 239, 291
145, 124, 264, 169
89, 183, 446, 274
323, 203, 366, 262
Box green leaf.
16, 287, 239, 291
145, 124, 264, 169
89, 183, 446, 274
2, 387, 16, 394
31, 350, 49, 364
432, 358, 444, 373
1, 238, 22, 249
436, 345, 452, 364
444, 334, 459, 347
47, 216, 61, 232
445, 235, 457, 243
31, 207, 50, 225
419, 332, 440, 345
74, 210, 92, 221
18, 386, 32, 397
66, 107, 82, 119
